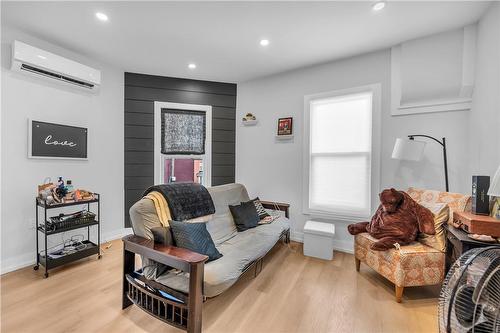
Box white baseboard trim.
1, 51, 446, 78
290, 230, 304, 242
290, 230, 354, 254
0, 252, 35, 276
102, 227, 133, 243
0, 227, 133, 275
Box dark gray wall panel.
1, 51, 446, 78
125, 113, 154, 126
125, 138, 154, 152
125, 72, 236, 95
126, 176, 154, 190
124, 72, 236, 227
125, 100, 154, 113
213, 142, 235, 153
125, 86, 236, 108
125, 164, 154, 177
125, 151, 154, 164
213, 118, 236, 131
212, 176, 236, 186
125, 125, 153, 139
213, 107, 236, 119
212, 153, 235, 166
212, 165, 236, 177
212, 130, 235, 142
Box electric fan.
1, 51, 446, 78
439, 246, 500, 333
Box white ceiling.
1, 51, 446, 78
2, 1, 491, 83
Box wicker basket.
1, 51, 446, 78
48, 211, 96, 231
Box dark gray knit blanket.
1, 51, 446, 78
143, 183, 215, 221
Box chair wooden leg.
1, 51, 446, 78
355, 258, 361, 272
395, 285, 404, 303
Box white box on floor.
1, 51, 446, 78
303, 221, 335, 260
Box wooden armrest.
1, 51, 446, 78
260, 200, 290, 218
122, 234, 208, 272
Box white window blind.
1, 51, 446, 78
307, 91, 373, 218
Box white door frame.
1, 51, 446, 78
154, 101, 212, 186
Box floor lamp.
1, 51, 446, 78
392, 135, 449, 192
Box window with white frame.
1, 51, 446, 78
304, 88, 375, 218
154, 102, 212, 187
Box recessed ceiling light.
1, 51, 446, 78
95, 12, 109, 22
260, 39, 270, 47
372, 1, 386, 11
188, 63, 196, 69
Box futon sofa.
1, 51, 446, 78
122, 183, 290, 333
354, 187, 471, 302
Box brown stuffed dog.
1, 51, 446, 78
347, 188, 436, 251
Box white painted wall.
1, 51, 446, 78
237, 49, 472, 252
470, 3, 500, 177
1, 26, 126, 273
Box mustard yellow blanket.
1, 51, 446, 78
144, 191, 171, 227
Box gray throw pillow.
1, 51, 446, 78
169, 220, 223, 262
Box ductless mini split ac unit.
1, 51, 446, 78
11, 40, 101, 91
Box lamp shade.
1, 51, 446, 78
488, 165, 500, 196
391, 138, 426, 161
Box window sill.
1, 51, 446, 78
303, 209, 370, 223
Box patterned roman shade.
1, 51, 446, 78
161, 109, 206, 155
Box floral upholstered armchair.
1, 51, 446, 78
353, 187, 471, 302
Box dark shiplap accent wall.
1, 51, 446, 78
124, 72, 236, 227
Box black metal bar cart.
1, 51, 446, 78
34, 193, 101, 278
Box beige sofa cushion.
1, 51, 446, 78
156, 216, 290, 297
418, 202, 449, 252
206, 183, 250, 245
406, 187, 471, 219
129, 198, 162, 240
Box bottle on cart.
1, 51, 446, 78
66, 180, 74, 192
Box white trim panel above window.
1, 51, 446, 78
303, 85, 381, 220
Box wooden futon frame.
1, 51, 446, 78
122, 201, 290, 333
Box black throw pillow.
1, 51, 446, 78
229, 201, 260, 232
169, 220, 222, 262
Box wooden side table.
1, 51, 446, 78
443, 223, 499, 273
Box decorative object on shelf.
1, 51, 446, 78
29, 119, 88, 159
472, 175, 490, 215
392, 134, 449, 191
467, 234, 497, 243
241, 113, 258, 126
34, 193, 101, 278
453, 211, 500, 238
243, 113, 256, 121
277, 117, 293, 136
37, 177, 95, 205
488, 165, 500, 219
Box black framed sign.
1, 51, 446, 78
29, 120, 88, 159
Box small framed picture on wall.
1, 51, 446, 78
277, 117, 293, 136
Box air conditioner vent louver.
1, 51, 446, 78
20, 64, 95, 89
12, 40, 100, 91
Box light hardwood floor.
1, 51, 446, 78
1, 240, 439, 333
